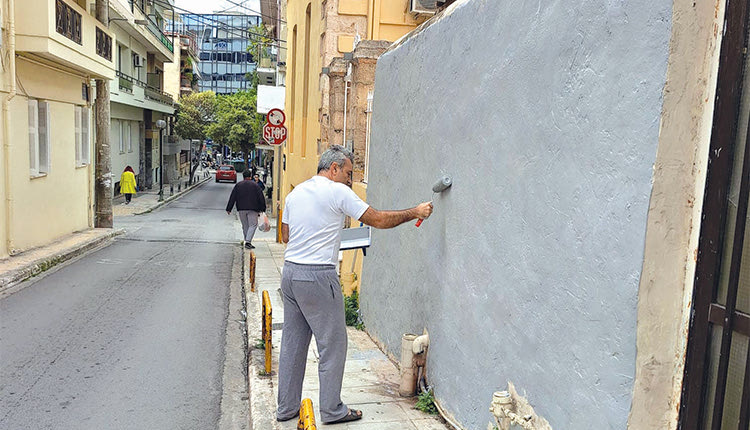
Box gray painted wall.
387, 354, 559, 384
360, 0, 672, 428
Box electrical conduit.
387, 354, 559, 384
3, 0, 17, 255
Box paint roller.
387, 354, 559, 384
415, 175, 453, 227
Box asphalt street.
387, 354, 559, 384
0, 181, 247, 429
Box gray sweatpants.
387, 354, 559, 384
276, 261, 349, 423
237, 210, 259, 243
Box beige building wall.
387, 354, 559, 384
163, 42, 182, 102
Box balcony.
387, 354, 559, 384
111, 71, 175, 114
107, 0, 173, 62
15, 0, 115, 79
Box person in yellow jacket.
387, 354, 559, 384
120, 166, 137, 204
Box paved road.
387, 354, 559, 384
0, 181, 247, 430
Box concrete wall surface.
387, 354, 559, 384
360, 0, 672, 428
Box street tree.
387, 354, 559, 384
207, 90, 264, 169
175, 91, 217, 183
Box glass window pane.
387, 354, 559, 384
719, 333, 748, 429
736, 202, 750, 313
703, 325, 724, 430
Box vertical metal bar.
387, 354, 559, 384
711, 103, 750, 430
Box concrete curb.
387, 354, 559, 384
134, 176, 212, 215
0, 228, 124, 294
244, 249, 282, 430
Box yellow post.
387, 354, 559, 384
276, 204, 283, 243
262, 290, 272, 374
297, 398, 317, 430
249, 251, 256, 292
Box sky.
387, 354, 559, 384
174, 0, 262, 15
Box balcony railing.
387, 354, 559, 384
145, 86, 175, 107
129, 0, 173, 53
115, 71, 174, 107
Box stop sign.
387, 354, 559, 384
263, 123, 287, 145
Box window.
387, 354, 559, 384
28, 99, 51, 176
126, 121, 133, 152
115, 120, 124, 153
199, 52, 210, 60
96, 27, 112, 61
55, 0, 81, 44
75, 105, 90, 166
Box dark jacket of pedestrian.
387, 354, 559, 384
226, 178, 266, 213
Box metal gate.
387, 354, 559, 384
681, 0, 750, 428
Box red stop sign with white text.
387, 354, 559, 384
263, 123, 287, 145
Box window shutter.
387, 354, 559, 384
38, 101, 50, 173
81, 107, 90, 164
75, 106, 82, 165
28, 99, 39, 174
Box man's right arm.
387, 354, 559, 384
358, 202, 433, 229
281, 223, 289, 243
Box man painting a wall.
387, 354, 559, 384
276, 145, 433, 424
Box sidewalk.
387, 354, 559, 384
0, 228, 122, 295
113, 170, 212, 217
244, 233, 449, 429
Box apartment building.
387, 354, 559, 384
0, 0, 113, 258
108, 0, 176, 193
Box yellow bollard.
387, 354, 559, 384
297, 398, 317, 430
249, 251, 256, 292
262, 290, 272, 374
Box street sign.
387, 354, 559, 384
263, 123, 287, 145
267, 108, 286, 126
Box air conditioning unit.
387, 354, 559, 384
409, 0, 438, 14
133, 55, 143, 68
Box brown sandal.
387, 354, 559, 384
326, 409, 362, 424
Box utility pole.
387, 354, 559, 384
94, 0, 112, 227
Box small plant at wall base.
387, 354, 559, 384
415, 389, 438, 415
344, 290, 365, 330
254, 338, 265, 350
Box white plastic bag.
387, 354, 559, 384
258, 212, 271, 232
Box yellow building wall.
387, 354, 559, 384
282, 1, 324, 198
5, 63, 92, 254
282, 0, 423, 203
282, 1, 424, 293
340, 182, 367, 295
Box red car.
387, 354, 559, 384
215, 165, 237, 183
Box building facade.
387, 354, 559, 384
360, 0, 747, 429
0, 0, 113, 258
108, 0, 176, 194
173, 13, 261, 96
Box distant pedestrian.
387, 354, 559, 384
253, 174, 265, 191
226, 170, 267, 249
276, 145, 432, 424
120, 166, 137, 205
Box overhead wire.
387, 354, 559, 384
154, 0, 286, 45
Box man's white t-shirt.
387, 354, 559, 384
282, 175, 370, 265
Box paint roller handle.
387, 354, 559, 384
414, 201, 434, 227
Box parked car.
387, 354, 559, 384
215, 165, 237, 183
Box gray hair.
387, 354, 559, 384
317, 145, 354, 172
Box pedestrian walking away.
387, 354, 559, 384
120, 166, 137, 204
226, 169, 267, 249
276, 145, 433, 424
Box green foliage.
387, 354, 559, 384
206, 90, 264, 163
254, 338, 265, 350
415, 389, 438, 415
248, 24, 273, 59
175, 91, 217, 141
344, 290, 365, 330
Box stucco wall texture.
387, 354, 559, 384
360, 0, 672, 428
